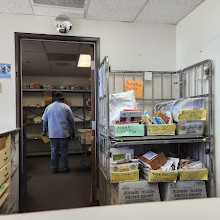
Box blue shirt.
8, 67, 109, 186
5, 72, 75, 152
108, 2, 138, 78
42, 101, 74, 138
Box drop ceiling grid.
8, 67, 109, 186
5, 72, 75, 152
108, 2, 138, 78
136, 0, 205, 24
32, 5, 84, 18
87, 0, 147, 22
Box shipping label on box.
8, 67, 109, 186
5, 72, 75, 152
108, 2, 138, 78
111, 179, 160, 204
176, 121, 205, 135
178, 110, 206, 121
160, 181, 207, 201
142, 170, 178, 183
111, 162, 139, 173
179, 169, 208, 181
111, 170, 139, 183
110, 148, 134, 163
146, 124, 176, 136
113, 124, 145, 137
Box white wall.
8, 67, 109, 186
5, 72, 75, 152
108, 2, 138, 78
0, 13, 176, 128
176, 0, 220, 196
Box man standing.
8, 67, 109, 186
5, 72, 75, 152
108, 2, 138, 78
42, 92, 75, 173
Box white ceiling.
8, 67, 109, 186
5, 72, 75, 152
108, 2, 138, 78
22, 40, 92, 77
0, 0, 205, 25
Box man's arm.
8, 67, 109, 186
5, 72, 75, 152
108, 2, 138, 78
42, 107, 48, 136
42, 121, 47, 136
68, 119, 75, 139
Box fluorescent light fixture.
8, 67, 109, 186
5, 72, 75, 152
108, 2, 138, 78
77, 54, 91, 67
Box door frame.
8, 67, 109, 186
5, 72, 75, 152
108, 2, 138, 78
15, 32, 100, 211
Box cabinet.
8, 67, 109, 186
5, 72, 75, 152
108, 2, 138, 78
22, 88, 91, 156
0, 129, 19, 214
97, 57, 214, 205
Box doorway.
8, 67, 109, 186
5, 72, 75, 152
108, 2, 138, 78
15, 33, 100, 212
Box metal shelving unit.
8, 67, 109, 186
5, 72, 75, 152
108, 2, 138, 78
97, 57, 214, 205
23, 88, 91, 156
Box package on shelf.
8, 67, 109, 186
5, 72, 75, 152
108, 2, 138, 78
120, 109, 143, 118
30, 83, 41, 89
159, 181, 207, 201
70, 85, 82, 90
111, 170, 139, 183
139, 151, 167, 170
154, 98, 206, 121
25, 117, 34, 123
111, 124, 145, 137
43, 84, 53, 90
146, 124, 176, 136
140, 166, 178, 183
110, 160, 139, 173
78, 129, 92, 145
109, 90, 137, 125
44, 91, 52, 106
110, 179, 160, 204
152, 112, 170, 124
0, 162, 11, 186
178, 158, 208, 181
177, 109, 206, 122
110, 148, 134, 164
176, 121, 205, 135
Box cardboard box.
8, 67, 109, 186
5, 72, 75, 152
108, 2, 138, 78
176, 121, 205, 135
141, 169, 178, 183
0, 163, 11, 186
111, 170, 139, 183
78, 129, 92, 145
0, 188, 10, 208
159, 181, 207, 201
0, 146, 10, 169
0, 135, 10, 151
111, 161, 139, 173
178, 109, 206, 122
110, 179, 160, 204
179, 168, 208, 181
44, 91, 52, 106
112, 124, 145, 137
139, 152, 167, 170
153, 112, 170, 124
110, 148, 134, 163
146, 124, 176, 136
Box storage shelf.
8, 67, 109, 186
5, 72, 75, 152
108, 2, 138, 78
110, 135, 209, 146
23, 88, 91, 93
23, 105, 91, 109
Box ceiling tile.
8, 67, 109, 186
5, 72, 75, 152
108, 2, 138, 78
0, 0, 33, 14
43, 41, 81, 54
32, 5, 85, 18
22, 40, 45, 52
87, 0, 147, 22
136, 0, 205, 24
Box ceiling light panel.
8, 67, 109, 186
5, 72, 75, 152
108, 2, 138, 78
31, 0, 86, 8
136, 0, 205, 24
0, 0, 33, 15
32, 5, 85, 18
87, 0, 147, 22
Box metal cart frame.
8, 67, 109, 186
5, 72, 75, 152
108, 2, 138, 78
97, 57, 214, 205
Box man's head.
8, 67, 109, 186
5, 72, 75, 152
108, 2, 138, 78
54, 92, 64, 102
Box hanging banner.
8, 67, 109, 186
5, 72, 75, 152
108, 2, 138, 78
125, 80, 143, 99
0, 63, 11, 78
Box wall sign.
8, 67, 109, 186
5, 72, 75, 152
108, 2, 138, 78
0, 63, 11, 78
125, 80, 143, 99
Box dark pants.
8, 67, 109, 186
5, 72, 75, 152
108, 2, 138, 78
50, 138, 68, 171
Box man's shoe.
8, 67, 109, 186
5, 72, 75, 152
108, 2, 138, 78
52, 169, 58, 173
62, 168, 70, 173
